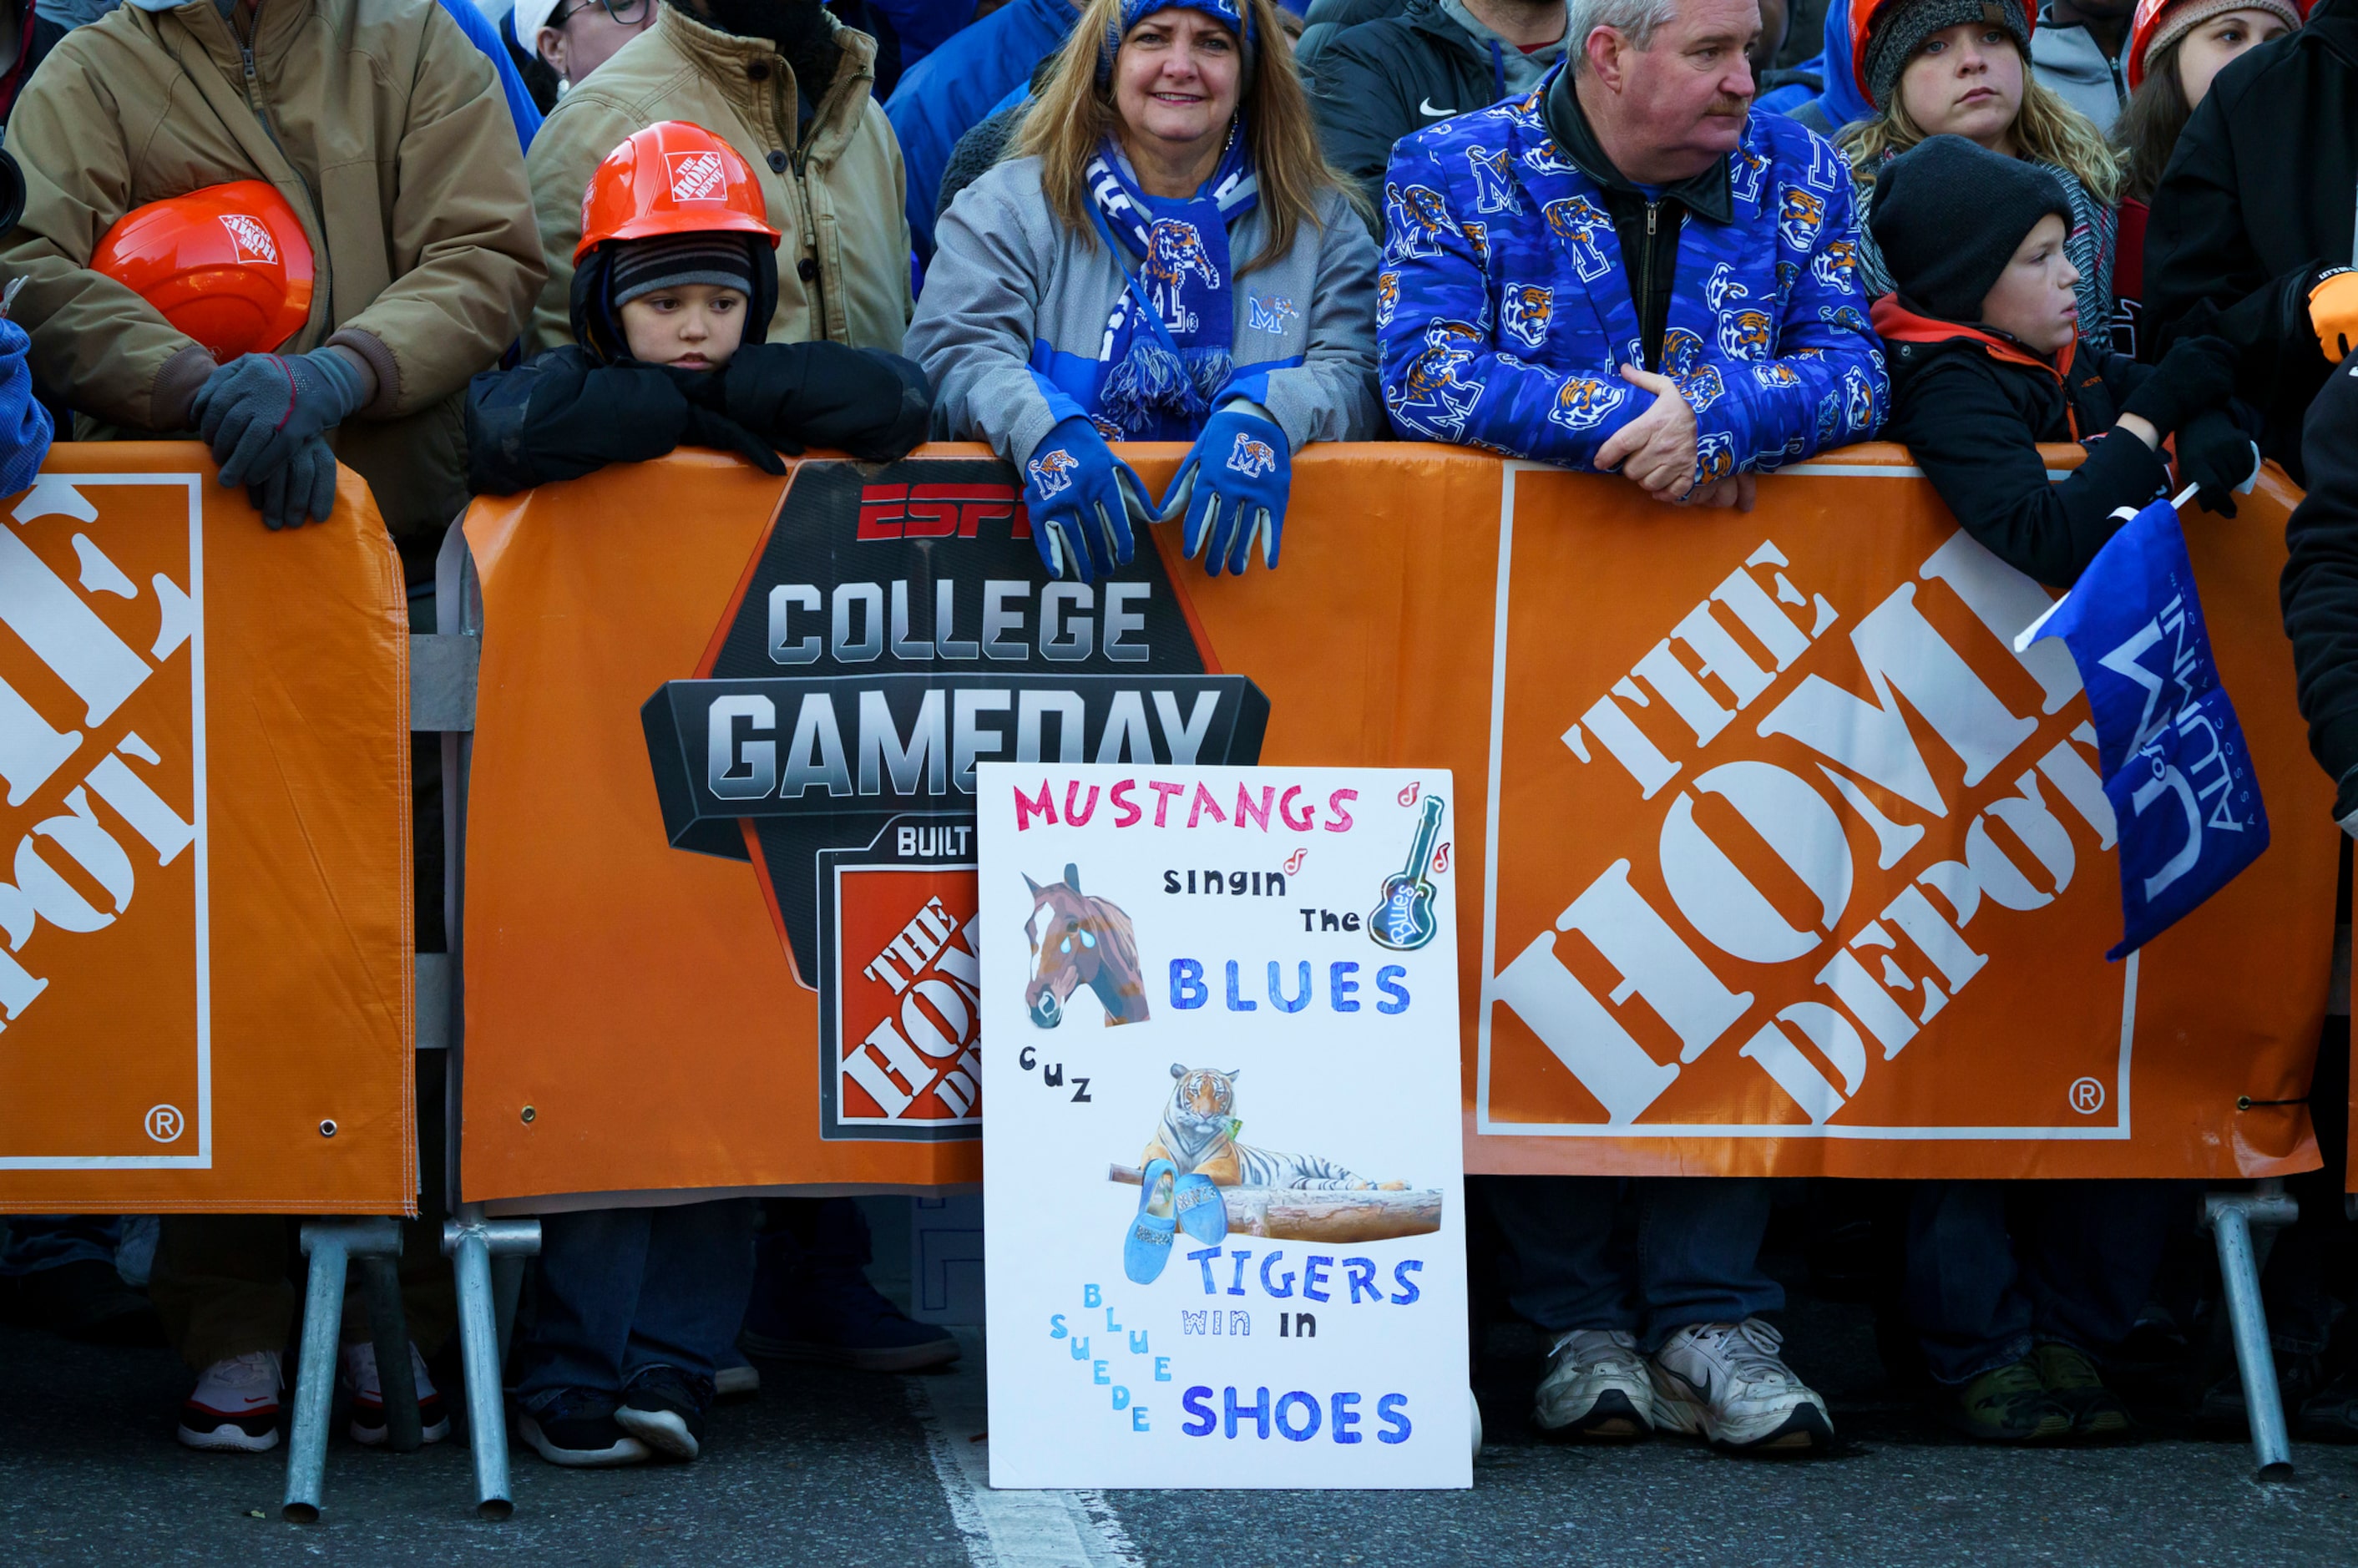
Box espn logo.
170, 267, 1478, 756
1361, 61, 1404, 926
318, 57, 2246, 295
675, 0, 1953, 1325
665, 149, 729, 203
217, 214, 277, 266
856, 483, 1030, 542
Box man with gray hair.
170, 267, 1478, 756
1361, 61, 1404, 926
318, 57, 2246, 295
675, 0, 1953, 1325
1379, 0, 1885, 1453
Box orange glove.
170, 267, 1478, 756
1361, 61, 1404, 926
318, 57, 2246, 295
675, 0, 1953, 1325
2313, 268, 2358, 363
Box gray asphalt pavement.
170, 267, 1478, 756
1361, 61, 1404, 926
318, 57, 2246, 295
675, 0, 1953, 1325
5, 1245, 2358, 1567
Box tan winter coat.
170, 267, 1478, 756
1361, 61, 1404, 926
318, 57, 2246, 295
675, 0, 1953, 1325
0, 0, 544, 535
525, 4, 911, 357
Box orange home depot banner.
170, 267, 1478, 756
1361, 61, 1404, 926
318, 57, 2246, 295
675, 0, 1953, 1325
0, 444, 413, 1214
459, 444, 2329, 1204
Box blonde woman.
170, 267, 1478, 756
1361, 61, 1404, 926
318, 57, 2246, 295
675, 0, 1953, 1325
1836, 0, 2123, 336
906, 0, 1380, 582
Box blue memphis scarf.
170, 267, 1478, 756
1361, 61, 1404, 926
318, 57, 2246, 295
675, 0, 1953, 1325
1083, 131, 1257, 438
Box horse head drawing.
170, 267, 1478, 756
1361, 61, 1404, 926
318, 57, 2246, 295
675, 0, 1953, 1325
1023, 863, 1150, 1029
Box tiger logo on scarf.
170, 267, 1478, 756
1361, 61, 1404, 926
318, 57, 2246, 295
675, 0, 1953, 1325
1141, 1065, 1405, 1190
1141, 218, 1221, 333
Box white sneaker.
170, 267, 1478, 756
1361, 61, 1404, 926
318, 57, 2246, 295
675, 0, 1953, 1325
714, 1349, 762, 1401
1533, 1328, 1654, 1439
342, 1340, 451, 1445
1649, 1319, 1834, 1451
178, 1350, 283, 1453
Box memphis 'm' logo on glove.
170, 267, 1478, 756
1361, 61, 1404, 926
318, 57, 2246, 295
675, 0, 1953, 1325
1028, 448, 1080, 497
665, 149, 729, 203
1226, 433, 1277, 478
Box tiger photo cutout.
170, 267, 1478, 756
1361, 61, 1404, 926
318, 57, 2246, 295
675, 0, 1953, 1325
1141, 1065, 1407, 1191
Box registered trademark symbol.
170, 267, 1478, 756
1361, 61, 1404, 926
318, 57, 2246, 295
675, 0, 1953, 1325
2068, 1078, 2106, 1115
144, 1105, 185, 1143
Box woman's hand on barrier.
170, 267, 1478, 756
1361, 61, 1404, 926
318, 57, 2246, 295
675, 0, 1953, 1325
1164, 403, 1291, 576
1023, 417, 1149, 584
1596, 364, 1700, 501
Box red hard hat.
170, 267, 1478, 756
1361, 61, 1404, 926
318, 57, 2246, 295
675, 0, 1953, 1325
2127, 0, 2173, 88
575, 121, 782, 263
91, 181, 315, 361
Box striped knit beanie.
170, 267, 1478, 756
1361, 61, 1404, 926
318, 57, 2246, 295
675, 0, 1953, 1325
607, 231, 757, 307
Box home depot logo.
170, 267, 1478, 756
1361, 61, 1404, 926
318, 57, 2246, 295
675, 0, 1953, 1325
665, 149, 729, 203
0, 473, 207, 1167
217, 214, 277, 266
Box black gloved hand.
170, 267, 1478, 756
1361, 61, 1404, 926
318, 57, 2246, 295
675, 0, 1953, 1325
2123, 335, 2242, 436
247, 432, 339, 529
681, 401, 787, 475
190, 347, 368, 488
723, 342, 932, 463
2174, 407, 2261, 518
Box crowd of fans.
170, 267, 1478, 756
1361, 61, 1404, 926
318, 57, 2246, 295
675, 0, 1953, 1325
0, 0, 2352, 1474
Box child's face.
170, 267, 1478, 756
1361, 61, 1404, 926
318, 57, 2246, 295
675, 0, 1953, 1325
1977, 214, 2081, 355
1898, 23, 2026, 154
619, 283, 748, 371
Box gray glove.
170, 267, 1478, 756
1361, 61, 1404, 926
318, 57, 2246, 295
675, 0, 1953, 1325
190, 347, 368, 491
250, 432, 339, 530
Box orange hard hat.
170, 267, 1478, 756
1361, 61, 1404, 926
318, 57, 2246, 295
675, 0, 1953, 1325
576, 121, 782, 262
91, 181, 315, 361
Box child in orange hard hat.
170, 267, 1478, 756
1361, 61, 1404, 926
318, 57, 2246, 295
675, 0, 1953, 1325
475, 122, 929, 1474
467, 119, 928, 496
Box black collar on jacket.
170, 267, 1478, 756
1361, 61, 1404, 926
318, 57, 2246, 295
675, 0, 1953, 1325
1541, 66, 1732, 223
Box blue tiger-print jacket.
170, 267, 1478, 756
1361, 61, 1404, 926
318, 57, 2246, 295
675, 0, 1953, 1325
1377, 71, 1889, 481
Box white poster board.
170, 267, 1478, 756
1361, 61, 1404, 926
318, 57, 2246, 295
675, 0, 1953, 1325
978, 764, 1470, 1490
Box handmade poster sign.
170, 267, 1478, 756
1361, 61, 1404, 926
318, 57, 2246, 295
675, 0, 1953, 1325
977, 763, 1471, 1490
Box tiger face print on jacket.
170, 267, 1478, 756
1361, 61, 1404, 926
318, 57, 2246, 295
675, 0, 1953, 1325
1140, 1065, 1405, 1191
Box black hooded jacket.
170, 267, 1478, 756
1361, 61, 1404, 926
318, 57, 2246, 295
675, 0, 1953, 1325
466, 234, 930, 496
1877, 298, 2172, 587
2145, 0, 2358, 484
1310, 0, 1510, 228
2280, 362, 2358, 815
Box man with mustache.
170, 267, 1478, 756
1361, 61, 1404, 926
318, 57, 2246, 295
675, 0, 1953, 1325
1379, 0, 1887, 1453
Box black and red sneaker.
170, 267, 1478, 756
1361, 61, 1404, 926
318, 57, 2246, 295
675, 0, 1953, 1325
342, 1340, 451, 1445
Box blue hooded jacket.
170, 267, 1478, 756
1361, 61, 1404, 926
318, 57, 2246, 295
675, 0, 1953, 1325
1377, 68, 1887, 481
1804, 0, 1874, 133
887, 0, 1080, 266
0, 320, 53, 500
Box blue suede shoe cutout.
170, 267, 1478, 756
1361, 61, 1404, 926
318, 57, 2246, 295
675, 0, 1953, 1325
1124, 1159, 1179, 1283
1173, 1171, 1227, 1245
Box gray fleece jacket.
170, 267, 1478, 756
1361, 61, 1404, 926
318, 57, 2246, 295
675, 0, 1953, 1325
906, 154, 1384, 470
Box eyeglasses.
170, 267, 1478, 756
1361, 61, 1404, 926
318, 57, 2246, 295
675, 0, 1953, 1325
552, 0, 651, 28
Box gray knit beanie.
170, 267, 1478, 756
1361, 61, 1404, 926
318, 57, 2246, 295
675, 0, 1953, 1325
607, 232, 758, 307
1861, 0, 2035, 113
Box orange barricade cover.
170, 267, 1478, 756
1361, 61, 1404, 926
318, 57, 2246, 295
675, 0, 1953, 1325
460, 444, 2330, 1205
0, 445, 413, 1214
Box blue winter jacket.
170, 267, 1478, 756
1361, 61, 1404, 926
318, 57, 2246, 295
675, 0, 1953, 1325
0, 320, 54, 500
1378, 72, 1888, 482
1802, 0, 1874, 134
887, 0, 1080, 266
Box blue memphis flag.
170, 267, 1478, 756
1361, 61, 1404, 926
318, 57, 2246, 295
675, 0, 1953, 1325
2020, 497, 2269, 960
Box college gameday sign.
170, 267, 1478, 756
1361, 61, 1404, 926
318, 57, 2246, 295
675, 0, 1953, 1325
458, 445, 2330, 1204
0, 445, 413, 1214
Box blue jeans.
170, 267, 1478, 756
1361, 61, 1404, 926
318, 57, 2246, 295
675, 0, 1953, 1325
1905, 1180, 2185, 1385
517, 1199, 757, 1414
0, 1216, 120, 1275
1485, 1176, 1780, 1351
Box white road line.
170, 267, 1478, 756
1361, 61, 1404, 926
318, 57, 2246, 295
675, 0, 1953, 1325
910, 1328, 1144, 1568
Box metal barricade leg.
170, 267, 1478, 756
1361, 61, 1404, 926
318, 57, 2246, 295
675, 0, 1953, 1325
357, 1255, 423, 1453
2204, 1183, 2302, 1483
285, 1216, 405, 1522
443, 1203, 541, 1520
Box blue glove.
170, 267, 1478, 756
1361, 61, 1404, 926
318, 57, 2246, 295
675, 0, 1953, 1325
1161, 403, 1289, 575
1022, 417, 1151, 583
249, 432, 339, 530
190, 347, 368, 491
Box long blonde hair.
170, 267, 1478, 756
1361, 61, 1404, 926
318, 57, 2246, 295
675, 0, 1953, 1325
1836, 58, 2123, 205
1015, 0, 1357, 274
